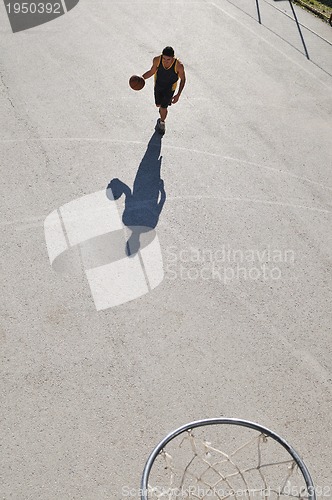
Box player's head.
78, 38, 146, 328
162, 46, 174, 58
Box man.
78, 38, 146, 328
142, 46, 186, 135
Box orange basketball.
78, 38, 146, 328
129, 75, 145, 91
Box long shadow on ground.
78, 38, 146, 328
107, 131, 166, 256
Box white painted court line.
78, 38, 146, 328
167, 195, 332, 214
1, 193, 330, 232
1, 137, 330, 192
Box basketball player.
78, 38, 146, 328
142, 46, 186, 134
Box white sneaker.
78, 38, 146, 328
157, 119, 165, 135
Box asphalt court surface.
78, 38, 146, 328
0, 0, 331, 498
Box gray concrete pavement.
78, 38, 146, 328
1, 0, 331, 498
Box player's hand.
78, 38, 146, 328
172, 94, 180, 104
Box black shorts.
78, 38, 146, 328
154, 87, 174, 108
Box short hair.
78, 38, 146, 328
162, 46, 175, 57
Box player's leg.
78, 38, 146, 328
157, 90, 174, 134
154, 87, 164, 133
159, 107, 168, 121
159, 107, 168, 130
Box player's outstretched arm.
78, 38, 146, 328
142, 56, 159, 80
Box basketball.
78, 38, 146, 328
129, 75, 145, 91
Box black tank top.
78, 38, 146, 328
155, 56, 179, 91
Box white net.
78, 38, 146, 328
146, 426, 310, 500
